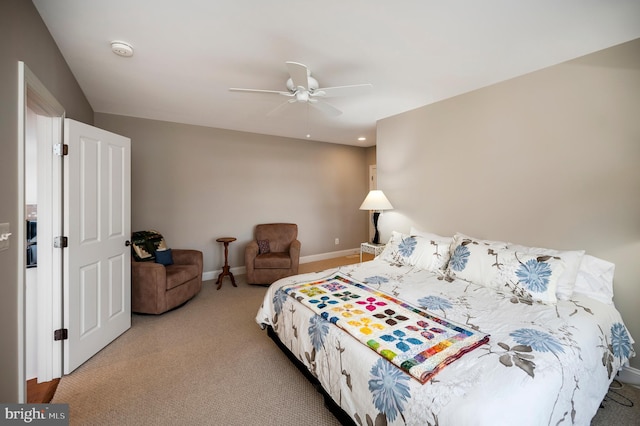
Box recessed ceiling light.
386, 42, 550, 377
358, 137, 366, 141
111, 41, 134, 57
306, 134, 311, 138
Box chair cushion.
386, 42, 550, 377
165, 264, 199, 290
254, 252, 292, 269
155, 248, 174, 266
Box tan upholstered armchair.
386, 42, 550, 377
130, 231, 203, 314
245, 223, 301, 285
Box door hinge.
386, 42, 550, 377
54, 236, 68, 248
54, 143, 69, 156
54, 328, 68, 341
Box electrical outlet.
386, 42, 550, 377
335, 238, 340, 245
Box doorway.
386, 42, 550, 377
25, 106, 60, 403
18, 62, 65, 403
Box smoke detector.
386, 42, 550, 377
111, 41, 134, 57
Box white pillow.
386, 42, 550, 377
445, 233, 509, 288
409, 227, 453, 271
507, 243, 585, 301
378, 231, 433, 267
572, 254, 615, 304
490, 247, 565, 304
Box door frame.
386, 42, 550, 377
18, 62, 65, 402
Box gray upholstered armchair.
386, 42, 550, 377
245, 223, 301, 285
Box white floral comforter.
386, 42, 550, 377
255, 260, 635, 426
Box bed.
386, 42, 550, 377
255, 230, 635, 425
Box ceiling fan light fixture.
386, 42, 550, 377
296, 91, 310, 102
111, 41, 134, 57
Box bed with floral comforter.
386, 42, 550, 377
255, 231, 635, 425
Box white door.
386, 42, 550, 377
63, 119, 131, 374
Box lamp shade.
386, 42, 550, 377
359, 190, 393, 211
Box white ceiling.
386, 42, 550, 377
33, 0, 640, 147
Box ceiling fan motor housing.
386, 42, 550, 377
286, 76, 319, 92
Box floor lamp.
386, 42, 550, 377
359, 190, 393, 244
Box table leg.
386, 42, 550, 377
216, 241, 237, 290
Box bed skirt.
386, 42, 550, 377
266, 325, 355, 426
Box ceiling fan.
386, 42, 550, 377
229, 61, 372, 117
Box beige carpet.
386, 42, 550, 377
52, 277, 341, 425
591, 380, 640, 426
52, 272, 640, 425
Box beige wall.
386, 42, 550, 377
0, 1, 93, 401
95, 113, 371, 274
377, 39, 640, 369
365, 146, 376, 169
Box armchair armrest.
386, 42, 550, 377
131, 260, 166, 278
131, 260, 167, 312
289, 239, 301, 271
245, 241, 259, 274
172, 249, 203, 273
131, 261, 166, 287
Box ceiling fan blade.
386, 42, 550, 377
312, 83, 373, 98
229, 88, 292, 96
310, 100, 342, 117
285, 61, 309, 90
266, 99, 296, 117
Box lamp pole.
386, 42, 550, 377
372, 211, 381, 244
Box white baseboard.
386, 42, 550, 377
299, 248, 360, 263
202, 271, 218, 281
202, 266, 248, 282
202, 248, 360, 282
618, 363, 640, 388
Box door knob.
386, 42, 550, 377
125, 240, 131, 246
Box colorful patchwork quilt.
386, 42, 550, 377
282, 273, 489, 383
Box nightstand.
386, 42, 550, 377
360, 242, 386, 262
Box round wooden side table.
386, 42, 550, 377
216, 237, 237, 290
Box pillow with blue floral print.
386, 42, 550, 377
378, 231, 436, 268
445, 233, 509, 289
409, 227, 453, 271
447, 233, 566, 303
508, 243, 584, 301
490, 247, 566, 304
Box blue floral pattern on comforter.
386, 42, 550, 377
256, 259, 635, 426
